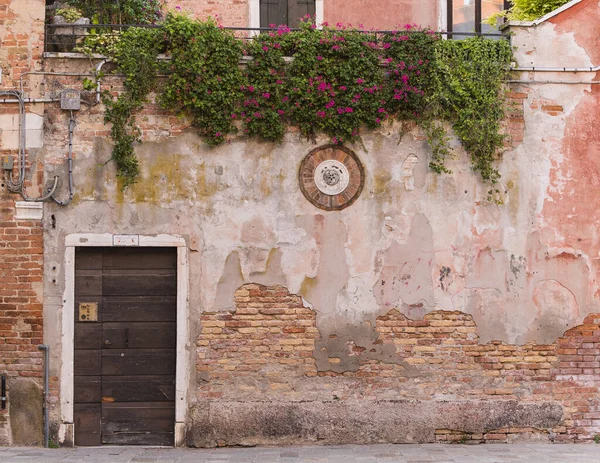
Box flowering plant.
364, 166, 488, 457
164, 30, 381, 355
102, 13, 511, 191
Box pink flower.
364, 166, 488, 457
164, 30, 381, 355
332, 45, 340, 50
317, 111, 326, 118
175, 5, 181, 10
263, 92, 271, 99
317, 56, 323, 61
325, 100, 335, 109
278, 110, 285, 115
339, 85, 347, 91
356, 78, 365, 84
231, 113, 237, 119
248, 85, 255, 92
375, 118, 381, 124
345, 107, 353, 113
215, 132, 221, 137
276, 80, 284, 85
262, 46, 269, 51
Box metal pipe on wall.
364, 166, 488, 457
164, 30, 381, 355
37, 345, 49, 448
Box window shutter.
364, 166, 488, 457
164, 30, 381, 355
288, 0, 315, 28
260, 0, 315, 28
260, 0, 288, 28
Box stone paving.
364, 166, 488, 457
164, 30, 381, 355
0, 444, 599, 463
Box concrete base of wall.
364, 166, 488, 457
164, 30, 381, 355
9, 378, 43, 446
187, 399, 563, 447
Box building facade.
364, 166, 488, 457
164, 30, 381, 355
1, 0, 600, 448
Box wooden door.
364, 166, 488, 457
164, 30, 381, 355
74, 247, 177, 446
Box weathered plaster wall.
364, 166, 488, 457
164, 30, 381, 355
0, 0, 589, 447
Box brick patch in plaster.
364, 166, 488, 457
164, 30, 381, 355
195, 284, 600, 445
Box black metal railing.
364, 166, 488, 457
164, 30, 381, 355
44, 23, 506, 54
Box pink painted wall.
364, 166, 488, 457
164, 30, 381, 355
165, 0, 250, 27
164, 0, 440, 30
324, 0, 439, 30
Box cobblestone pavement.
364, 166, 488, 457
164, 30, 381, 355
0, 444, 599, 463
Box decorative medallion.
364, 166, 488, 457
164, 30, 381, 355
299, 145, 364, 211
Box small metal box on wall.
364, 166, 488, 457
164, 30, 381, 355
60, 88, 81, 110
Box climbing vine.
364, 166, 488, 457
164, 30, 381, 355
96, 13, 512, 190
102, 26, 161, 186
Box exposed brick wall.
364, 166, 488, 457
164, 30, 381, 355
197, 284, 600, 442
505, 90, 527, 145
0, 0, 46, 445
197, 284, 318, 398
0, 0, 45, 89
0, 197, 44, 445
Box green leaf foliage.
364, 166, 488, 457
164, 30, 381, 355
158, 14, 245, 145
99, 13, 512, 192
485, 0, 571, 24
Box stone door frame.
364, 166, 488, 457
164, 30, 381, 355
59, 234, 189, 447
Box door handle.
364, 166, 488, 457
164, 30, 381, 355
125, 328, 129, 348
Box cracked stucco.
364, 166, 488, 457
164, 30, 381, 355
40, 5, 600, 383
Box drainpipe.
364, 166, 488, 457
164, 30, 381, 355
38, 344, 49, 448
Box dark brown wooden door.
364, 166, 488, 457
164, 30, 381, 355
74, 247, 177, 446
260, 0, 315, 28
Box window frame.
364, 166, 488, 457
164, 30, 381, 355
446, 0, 511, 35
250, 0, 323, 33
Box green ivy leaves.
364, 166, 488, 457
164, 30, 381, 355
102, 14, 512, 192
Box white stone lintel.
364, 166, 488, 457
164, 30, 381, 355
15, 201, 43, 220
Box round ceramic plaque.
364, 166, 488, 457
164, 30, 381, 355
299, 145, 364, 211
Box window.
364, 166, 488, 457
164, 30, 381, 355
447, 0, 510, 37
260, 0, 316, 28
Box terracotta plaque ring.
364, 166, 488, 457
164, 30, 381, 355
299, 145, 365, 211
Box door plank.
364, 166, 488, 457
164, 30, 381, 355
103, 270, 177, 296
102, 375, 175, 402
75, 323, 102, 349
101, 402, 174, 445
102, 296, 177, 322
103, 248, 177, 269
102, 322, 176, 349
74, 403, 101, 446
102, 349, 176, 376
74, 376, 101, 403
74, 349, 101, 376
74, 272, 102, 297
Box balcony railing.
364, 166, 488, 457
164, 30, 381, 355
44, 23, 506, 54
